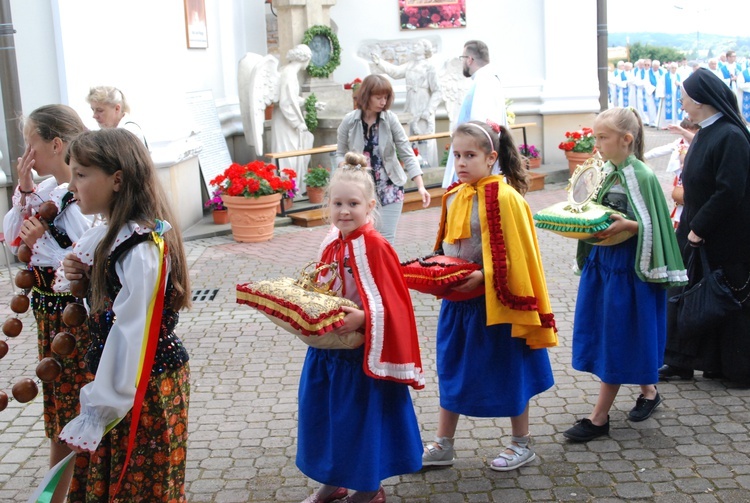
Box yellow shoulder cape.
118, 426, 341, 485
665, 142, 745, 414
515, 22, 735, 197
435, 176, 558, 349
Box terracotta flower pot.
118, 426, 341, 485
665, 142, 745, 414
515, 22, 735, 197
306, 186, 325, 204
212, 209, 229, 225
564, 151, 593, 175
222, 193, 282, 243
276, 197, 293, 215
526, 157, 541, 169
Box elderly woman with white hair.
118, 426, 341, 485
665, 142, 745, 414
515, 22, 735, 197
86, 86, 148, 148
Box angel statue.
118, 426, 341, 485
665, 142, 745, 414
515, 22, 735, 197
239, 44, 317, 191
371, 39, 441, 167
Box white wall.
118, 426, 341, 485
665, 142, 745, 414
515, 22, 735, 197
9, 0, 267, 145
328, 0, 596, 114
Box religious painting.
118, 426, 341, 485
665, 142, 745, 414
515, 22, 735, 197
184, 0, 208, 49
399, 0, 466, 30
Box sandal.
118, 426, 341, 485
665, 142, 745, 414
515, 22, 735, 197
422, 436, 455, 466
489, 436, 536, 472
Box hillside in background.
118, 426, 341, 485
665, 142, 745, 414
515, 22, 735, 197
609, 32, 750, 58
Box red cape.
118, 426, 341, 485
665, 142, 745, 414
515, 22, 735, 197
319, 223, 425, 389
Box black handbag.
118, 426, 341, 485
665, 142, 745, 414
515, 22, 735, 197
669, 245, 743, 337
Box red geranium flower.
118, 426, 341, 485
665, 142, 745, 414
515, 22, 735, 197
209, 160, 298, 199
558, 128, 596, 153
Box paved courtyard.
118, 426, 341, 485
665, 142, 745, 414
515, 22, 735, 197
1, 129, 750, 502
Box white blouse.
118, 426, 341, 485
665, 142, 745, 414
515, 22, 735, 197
2, 178, 94, 269
57, 221, 173, 452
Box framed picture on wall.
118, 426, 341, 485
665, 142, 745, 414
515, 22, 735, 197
184, 0, 208, 48
399, 0, 466, 30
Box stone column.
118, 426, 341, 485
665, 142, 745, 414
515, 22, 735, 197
273, 0, 337, 65
272, 0, 350, 170
539, 0, 600, 163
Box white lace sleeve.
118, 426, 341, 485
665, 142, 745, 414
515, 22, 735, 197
58, 241, 161, 451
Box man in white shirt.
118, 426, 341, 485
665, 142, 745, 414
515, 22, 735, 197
720, 50, 740, 95
441, 40, 507, 187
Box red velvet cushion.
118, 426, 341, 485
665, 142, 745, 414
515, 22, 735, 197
401, 255, 482, 298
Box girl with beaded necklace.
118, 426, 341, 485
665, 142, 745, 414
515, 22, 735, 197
2, 104, 92, 503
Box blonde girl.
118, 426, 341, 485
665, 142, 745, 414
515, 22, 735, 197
563, 108, 686, 443
297, 152, 424, 503
2, 104, 92, 503
421, 121, 556, 472
58, 128, 190, 502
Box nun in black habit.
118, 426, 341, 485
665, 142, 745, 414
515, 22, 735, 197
660, 68, 750, 386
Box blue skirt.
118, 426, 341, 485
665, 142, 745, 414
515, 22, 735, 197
296, 346, 422, 491
436, 296, 554, 417
573, 238, 666, 384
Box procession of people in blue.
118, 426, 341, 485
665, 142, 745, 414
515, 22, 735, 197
609, 50, 750, 125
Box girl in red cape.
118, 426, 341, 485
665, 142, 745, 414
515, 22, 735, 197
296, 152, 424, 503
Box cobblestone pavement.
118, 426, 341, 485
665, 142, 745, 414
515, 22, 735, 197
2, 129, 750, 502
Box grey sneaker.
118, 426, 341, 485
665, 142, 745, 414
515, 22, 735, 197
422, 436, 455, 466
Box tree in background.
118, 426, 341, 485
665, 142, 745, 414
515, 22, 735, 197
629, 42, 685, 63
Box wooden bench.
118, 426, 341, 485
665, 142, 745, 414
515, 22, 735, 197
288, 186, 445, 228
267, 123, 541, 224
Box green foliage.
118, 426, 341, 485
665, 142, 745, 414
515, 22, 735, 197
304, 93, 318, 132
303, 165, 330, 188
628, 42, 685, 63
302, 25, 341, 79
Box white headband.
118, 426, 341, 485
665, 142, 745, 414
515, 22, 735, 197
464, 123, 496, 150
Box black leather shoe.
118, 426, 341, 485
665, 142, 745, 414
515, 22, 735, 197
658, 364, 694, 381
563, 417, 609, 442
628, 392, 662, 422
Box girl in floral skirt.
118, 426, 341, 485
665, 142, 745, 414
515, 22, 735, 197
58, 128, 191, 502
2, 105, 93, 503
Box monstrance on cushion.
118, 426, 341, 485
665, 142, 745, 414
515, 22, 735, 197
533, 154, 635, 246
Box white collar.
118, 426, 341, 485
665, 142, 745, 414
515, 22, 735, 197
73, 220, 172, 266
699, 112, 724, 128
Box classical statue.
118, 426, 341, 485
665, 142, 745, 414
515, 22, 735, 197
238, 44, 318, 191
371, 39, 441, 167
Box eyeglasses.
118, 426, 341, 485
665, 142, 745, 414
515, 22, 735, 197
459, 55, 471, 60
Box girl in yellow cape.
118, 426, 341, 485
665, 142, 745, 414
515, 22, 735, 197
421, 120, 557, 472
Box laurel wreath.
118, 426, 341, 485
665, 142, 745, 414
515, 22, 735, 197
302, 25, 341, 78
304, 93, 318, 132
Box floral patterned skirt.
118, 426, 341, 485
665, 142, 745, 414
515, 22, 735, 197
33, 291, 94, 439
66, 364, 190, 503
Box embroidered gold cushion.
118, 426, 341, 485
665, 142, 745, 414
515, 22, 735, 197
236, 278, 364, 349
533, 201, 634, 246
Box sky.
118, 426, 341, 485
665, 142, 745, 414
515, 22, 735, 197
607, 0, 749, 37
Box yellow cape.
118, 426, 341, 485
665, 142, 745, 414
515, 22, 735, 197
435, 176, 558, 349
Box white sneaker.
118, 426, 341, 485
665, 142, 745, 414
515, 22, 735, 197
490, 436, 536, 471
422, 437, 455, 466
